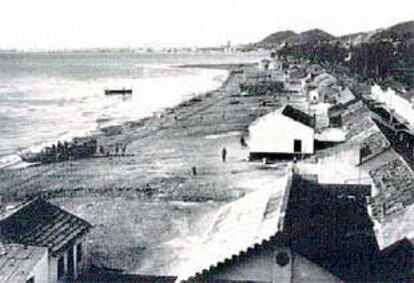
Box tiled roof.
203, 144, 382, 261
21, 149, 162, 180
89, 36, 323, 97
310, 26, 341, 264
187, 232, 289, 282
369, 158, 414, 220
360, 132, 390, 165
0, 198, 92, 255
0, 243, 47, 283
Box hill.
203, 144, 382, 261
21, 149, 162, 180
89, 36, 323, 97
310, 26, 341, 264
388, 20, 414, 36
295, 29, 336, 44
371, 20, 414, 42
256, 30, 297, 48
338, 30, 383, 46
339, 20, 414, 45
257, 29, 335, 49
258, 20, 414, 49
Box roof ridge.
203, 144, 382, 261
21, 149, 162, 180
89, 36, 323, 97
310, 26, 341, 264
186, 233, 285, 282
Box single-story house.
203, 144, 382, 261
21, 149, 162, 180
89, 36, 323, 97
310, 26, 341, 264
0, 197, 92, 283
248, 105, 315, 160
177, 173, 411, 282
0, 242, 49, 283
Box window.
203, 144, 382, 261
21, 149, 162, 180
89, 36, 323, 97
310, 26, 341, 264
26, 277, 34, 283
275, 251, 290, 267
76, 242, 83, 263
58, 256, 65, 279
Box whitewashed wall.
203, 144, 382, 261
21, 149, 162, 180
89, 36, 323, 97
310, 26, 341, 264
249, 113, 314, 155
27, 248, 49, 283
208, 246, 343, 283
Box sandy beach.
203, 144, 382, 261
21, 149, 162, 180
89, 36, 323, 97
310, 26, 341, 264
0, 63, 289, 275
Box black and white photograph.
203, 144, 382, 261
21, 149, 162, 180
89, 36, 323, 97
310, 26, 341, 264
0, 1, 413, 282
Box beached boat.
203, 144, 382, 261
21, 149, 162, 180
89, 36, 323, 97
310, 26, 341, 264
104, 88, 133, 96
19, 137, 98, 164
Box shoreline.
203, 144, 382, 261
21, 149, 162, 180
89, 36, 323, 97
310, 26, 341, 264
2, 57, 413, 276
0, 62, 289, 275
0, 64, 233, 170
176, 62, 257, 70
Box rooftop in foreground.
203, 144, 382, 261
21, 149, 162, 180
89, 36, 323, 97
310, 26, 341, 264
0, 197, 92, 255
0, 242, 47, 283
177, 173, 413, 283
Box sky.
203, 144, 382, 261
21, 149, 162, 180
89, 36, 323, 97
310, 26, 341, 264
0, 0, 413, 50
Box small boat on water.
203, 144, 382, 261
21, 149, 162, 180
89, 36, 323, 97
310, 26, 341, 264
104, 88, 133, 96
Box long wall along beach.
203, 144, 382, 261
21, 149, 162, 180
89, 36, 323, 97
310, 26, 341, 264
1, 20, 414, 282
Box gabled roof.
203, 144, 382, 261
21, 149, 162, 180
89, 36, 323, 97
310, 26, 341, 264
282, 105, 315, 128
187, 233, 290, 283
180, 174, 380, 282
0, 242, 47, 283
0, 198, 92, 255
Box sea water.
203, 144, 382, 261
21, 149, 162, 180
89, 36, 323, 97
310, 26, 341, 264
0, 51, 264, 168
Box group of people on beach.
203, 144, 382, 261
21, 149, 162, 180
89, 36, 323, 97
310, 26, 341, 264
99, 143, 128, 157
38, 139, 97, 163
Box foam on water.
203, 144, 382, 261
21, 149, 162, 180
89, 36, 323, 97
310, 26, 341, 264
0, 65, 228, 169
0, 52, 266, 169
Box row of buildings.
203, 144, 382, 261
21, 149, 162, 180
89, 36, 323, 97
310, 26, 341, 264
246, 57, 364, 161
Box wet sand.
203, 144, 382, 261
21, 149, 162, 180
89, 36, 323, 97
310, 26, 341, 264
0, 64, 288, 275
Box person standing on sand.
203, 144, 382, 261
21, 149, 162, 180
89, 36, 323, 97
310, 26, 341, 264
122, 144, 127, 156
240, 135, 247, 147
221, 147, 227, 163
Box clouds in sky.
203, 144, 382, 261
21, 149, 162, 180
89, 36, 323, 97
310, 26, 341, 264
0, 0, 412, 49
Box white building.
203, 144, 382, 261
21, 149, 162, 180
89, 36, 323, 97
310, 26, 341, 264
249, 105, 315, 160
178, 173, 382, 283
0, 243, 49, 283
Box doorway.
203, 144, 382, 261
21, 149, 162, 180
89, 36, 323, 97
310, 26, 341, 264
294, 139, 302, 153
